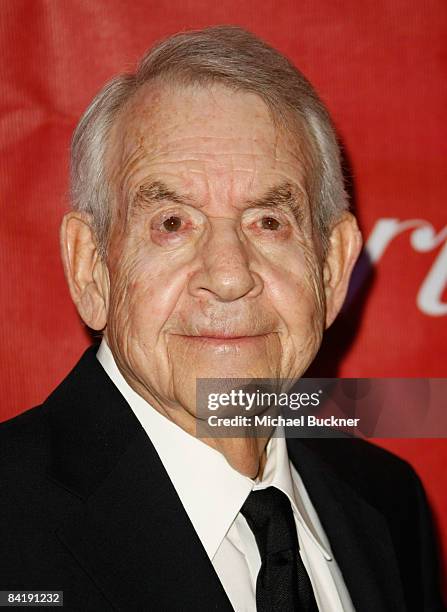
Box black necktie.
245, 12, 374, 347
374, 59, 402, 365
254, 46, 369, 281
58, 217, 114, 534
240, 487, 319, 612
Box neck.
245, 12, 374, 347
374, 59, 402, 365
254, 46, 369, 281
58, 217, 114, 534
204, 435, 270, 479
108, 349, 271, 478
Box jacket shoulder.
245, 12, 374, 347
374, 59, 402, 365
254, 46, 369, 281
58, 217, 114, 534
293, 436, 419, 493
0, 403, 51, 474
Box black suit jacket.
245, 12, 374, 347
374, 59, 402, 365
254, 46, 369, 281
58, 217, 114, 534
0, 346, 443, 611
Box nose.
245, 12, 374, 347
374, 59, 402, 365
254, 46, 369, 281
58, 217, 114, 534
188, 218, 263, 302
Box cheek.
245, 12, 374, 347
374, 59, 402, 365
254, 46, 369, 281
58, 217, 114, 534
107, 250, 187, 341
263, 247, 325, 329
263, 257, 324, 377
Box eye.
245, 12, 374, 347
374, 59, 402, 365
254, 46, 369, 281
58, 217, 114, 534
261, 216, 281, 230
150, 208, 201, 246
162, 215, 183, 232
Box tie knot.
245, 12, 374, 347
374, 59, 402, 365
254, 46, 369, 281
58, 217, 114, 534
240, 487, 298, 558
241, 487, 291, 523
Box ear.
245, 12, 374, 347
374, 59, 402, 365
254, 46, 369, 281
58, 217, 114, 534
322, 211, 363, 329
60, 212, 109, 331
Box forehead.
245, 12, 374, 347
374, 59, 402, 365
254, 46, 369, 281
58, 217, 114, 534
109, 80, 307, 205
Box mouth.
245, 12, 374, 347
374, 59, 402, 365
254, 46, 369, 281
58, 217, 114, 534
173, 332, 273, 345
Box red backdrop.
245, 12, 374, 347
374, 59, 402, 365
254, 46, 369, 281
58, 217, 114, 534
1, 0, 446, 595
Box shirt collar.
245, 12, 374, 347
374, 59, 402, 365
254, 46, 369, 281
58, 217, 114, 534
96, 338, 331, 561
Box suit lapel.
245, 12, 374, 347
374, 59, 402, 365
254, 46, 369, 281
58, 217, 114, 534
46, 346, 233, 611
287, 438, 407, 612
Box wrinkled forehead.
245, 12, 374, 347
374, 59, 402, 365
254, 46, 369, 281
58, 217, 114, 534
106, 80, 310, 207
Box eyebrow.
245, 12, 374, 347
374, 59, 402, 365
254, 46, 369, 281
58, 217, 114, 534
132, 180, 193, 210
131, 179, 305, 224
245, 182, 305, 225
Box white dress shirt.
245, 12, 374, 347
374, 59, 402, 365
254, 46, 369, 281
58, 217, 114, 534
97, 339, 355, 612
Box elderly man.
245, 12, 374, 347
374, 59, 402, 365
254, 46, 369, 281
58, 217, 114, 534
0, 26, 442, 612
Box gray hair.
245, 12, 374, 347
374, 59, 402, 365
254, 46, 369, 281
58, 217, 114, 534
70, 25, 349, 258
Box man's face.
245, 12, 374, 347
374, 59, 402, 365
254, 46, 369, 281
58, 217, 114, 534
104, 81, 326, 417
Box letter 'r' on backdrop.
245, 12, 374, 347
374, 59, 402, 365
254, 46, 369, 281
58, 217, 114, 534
0, 0, 445, 593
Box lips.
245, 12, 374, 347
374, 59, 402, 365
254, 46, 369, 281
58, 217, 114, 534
191, 334, 266, 339
169, 331, 277, 361
175, 331, 272, 339
171, 332, 274, 348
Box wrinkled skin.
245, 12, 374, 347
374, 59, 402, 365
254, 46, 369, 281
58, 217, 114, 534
61, 81, 362, 476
